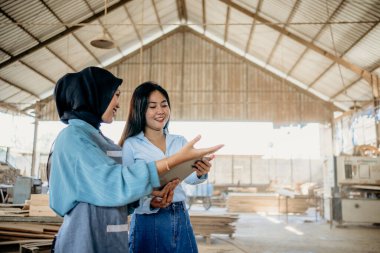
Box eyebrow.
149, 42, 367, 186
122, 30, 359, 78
148, 99, 167, 104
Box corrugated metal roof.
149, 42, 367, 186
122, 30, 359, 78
0, 0, 379, 116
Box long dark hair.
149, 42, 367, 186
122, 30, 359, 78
119, 81, 171, 146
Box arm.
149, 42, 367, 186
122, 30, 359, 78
122, 142, 180, 213
179, 136, 211, 185
50, 134, 160, 216
157, 135, 223, 175
122, 142, 159, 214
184, 157, 212, 185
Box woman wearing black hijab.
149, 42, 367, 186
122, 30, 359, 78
49, 66, 223, 253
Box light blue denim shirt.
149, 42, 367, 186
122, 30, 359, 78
49, 119, 160, 217
122, 131, 207, 214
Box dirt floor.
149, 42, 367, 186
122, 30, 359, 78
193, 206, 380, 253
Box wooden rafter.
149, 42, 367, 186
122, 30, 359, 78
309, 19, 380, 98
0, 77, 39, 98
331, 66, 380, 100
244, 0, 263, 54
0, 102, 30, 116
0, 7, 56, 82
124, 5, 143, 43
41, 0, 85, 69
266, 0, 301, 65
224, 6, 230, 44
22, 95, 55, 114
176, 0, 187, 23
18, 61, 55, 84
0, 0, 133, 69
151, 0, 164, 32
287, 0, 346, 76
105, 26, 185, 69
202, 0, 206, 33
219, 0, 380, 94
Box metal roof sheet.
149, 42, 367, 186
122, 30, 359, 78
0, 0, 378, 115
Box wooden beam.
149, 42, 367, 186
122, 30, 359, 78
124, 5, 143, 43
266, 0, 301, 65
21, 95, 55, 114
287, 0, 346, 76
99, 26, 185, 70
244, 0, 263, 54
0, 77, 39, 98
224, 6, 230, 44
176, 0, 187, 23
18, 61, 55, 84
331, 66, 379, 100
0, 0, 133, 69
151, 0, 164, 32
47, 47, 77, 71
309, 18, 379, 91
81, 0, 109, 65
0, 102, 31, 116
219, 0, 379, 89
202, 0, 206, 33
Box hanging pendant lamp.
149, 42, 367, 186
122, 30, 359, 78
90, 0, 115, 49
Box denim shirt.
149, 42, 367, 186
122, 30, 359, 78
122, 131, 207, 214
50, 119, 161, 253
49, 120, 160, 216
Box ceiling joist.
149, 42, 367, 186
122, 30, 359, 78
219, 0, 380, 93
0, 0, 133, 69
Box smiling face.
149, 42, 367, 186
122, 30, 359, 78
145, 90, 170, 132
101, 89, 121, 123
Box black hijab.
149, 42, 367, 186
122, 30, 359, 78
54, 66, 122, 129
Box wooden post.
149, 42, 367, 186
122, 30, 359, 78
31, 102, 40, 178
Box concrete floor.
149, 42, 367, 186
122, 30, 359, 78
192, 206, 380, 253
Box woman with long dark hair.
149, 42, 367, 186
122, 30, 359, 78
119, 81, 215, 253
50, 68, 223, 253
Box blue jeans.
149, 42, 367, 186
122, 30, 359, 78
129, 201, 198, 253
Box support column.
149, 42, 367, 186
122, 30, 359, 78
375, 98, 380, 148
31, 102, 40, 178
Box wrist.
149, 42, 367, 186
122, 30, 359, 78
167, 153, 182, 168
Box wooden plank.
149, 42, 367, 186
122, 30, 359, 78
29, 194, 57, 217
0, 230, 55, 239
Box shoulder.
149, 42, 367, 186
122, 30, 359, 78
55, 122, 98, 150
166, 134, 187, 148
167, 133, 187, 143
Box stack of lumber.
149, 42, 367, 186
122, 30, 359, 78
0, 204, 28, 217
0, 222, 59, 241
227, 193, 309, 213
190, 213, 238, 244
29, 194, 57, 217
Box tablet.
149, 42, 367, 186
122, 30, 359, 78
159, 157, 210, 186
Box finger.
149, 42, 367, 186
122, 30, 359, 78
198, 144, 224, 156
151, 190, 162, 197
194, 162, 207, 172
172, 179, 180, 188
160, 185, 171, 198
167, 189, 175, 203
161, 189, 169, 204
170, 178, 180, 186
199, 159, 211, 167
186, 135, 201, 148
206, 154, 216, 161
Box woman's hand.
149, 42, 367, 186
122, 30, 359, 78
176, 135, 223, 164
150, 179, 180, 208
193, 155, 215, 178
155, 135, 223, 175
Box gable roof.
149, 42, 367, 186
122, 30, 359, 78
0, 0, 379, 116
